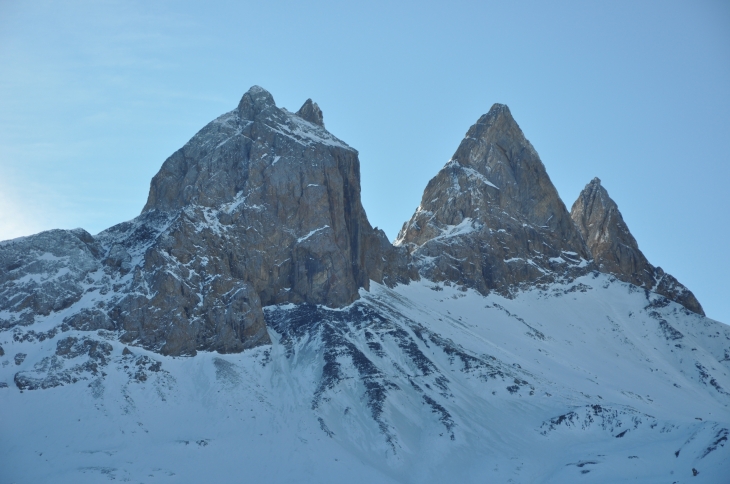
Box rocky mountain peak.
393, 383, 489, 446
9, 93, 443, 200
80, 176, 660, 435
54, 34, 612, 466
570, 178, 704, 315
476, 102, 512, 127
0, 86, 414, 356
571, 177, 639, 251
142, 86, 353, 214
2, 90, 727, 483
296, 98, 325, 127
237, 85, 277, 119
396, 104, 590, 295
455, 103, 526, 166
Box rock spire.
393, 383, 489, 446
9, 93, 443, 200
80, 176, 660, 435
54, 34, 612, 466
296, 99, 324, 127
570, 177, 704, 315
396, 103, 591, 294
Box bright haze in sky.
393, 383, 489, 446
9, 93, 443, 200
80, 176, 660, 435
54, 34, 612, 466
0, 0, 728, 323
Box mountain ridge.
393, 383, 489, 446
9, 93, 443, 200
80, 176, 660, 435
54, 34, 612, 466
0, 86, 707, 353
1, 85, 727, 483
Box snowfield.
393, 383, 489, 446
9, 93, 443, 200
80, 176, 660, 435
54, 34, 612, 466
1, 273, 728, 483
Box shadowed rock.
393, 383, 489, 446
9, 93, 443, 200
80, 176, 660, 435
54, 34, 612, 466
0, 229, 104, 329
110, 86, 415, 354
570, 177, 704, 315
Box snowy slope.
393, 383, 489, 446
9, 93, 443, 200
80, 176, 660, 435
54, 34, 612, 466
2, 273, 728, 483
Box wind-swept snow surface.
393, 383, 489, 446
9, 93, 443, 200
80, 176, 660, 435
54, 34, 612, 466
1, 274, 728, 483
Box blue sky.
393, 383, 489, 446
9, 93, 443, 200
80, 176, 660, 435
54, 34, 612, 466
1, 0, 728, 323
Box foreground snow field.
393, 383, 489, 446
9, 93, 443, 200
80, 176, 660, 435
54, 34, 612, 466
2, 273, 728, 483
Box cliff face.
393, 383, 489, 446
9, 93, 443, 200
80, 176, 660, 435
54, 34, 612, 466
140, 86, 411, 307
570, 177, 704, 315
396, 104, 591, 295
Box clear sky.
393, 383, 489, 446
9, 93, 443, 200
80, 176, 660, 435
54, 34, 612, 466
1, 0, 728, 323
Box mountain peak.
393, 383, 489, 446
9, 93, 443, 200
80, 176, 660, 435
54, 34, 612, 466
396, 104, 590, 294
237, 85, 277, 119
296, 98, 324, 127
570, 178, 704, 315
110, 86, 413, 354
486, 102, 511, 116
478, 102, 515, 127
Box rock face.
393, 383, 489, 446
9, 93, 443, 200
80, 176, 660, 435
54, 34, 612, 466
139, 86, 413, 301
0, 86, 414, 355
0, 229, 104, 329
395, 104, 591, 295
570, 177, 704, 315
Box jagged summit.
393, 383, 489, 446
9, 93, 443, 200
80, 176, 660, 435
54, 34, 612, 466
482, 102, 510, 118
396, 103, 590, 294
571, 177, 647, 277
571, 177, 704, 315
296, 98, 324, 127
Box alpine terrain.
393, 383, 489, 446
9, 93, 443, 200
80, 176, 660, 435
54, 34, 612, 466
1, 87, 727, 483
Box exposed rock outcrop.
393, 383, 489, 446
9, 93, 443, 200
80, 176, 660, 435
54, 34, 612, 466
570, 177, 704, 315
396, 103, 591, 295
0, 229, 104, 329
296, 99, 325, 127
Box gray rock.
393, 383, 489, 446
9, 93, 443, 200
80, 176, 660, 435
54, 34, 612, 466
396, 103, 590, 295
296, 99, 324, 127
98, 86, 414, 355
55, 336, 112, 363
63, 308, 114, 332
14, 337, 114, 391
570, 178, 704, 315
0, 89, 705, 361
14, 352, 26, 365
0, 344, 4, 357
0, 228, 104, 329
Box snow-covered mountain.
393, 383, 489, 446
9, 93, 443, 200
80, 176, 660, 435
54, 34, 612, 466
1, 87, 727, 483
